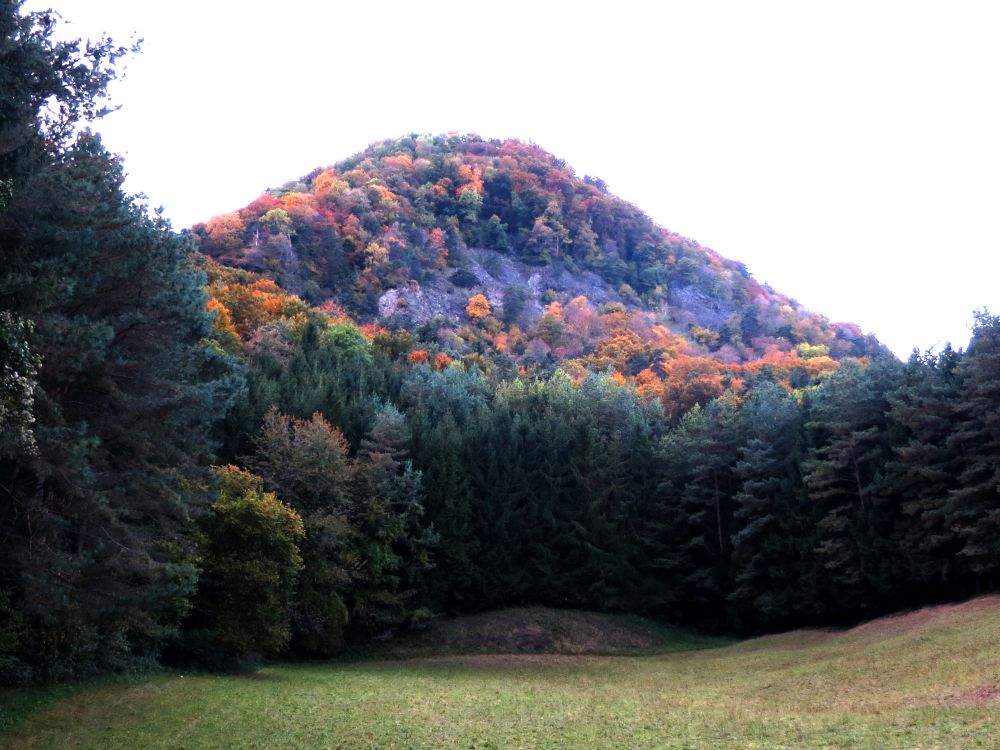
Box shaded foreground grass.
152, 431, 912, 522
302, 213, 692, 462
3, 599, 1000, 749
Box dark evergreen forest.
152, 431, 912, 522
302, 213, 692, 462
2, 2, 998, 683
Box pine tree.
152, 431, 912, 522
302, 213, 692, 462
801, 356, 903, 618
946, 313, 1000, 585
649, 394, 744, 628
728, 381, 807, 631
883, 346, 964, 595
0, 135, 239, 681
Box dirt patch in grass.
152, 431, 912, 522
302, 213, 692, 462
938, 682, 1000, 705
847, 595, 1000, 640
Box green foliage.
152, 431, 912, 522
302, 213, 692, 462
801, 356, 905, 616
0, 133, 240, 683
727, 382, 807, 630
190, 466, 304, 659
7, 3, 1000, 682
448, 268, 479, 288
0, 312, 38, 454
945, 312, 1000, 579
884, 346, 964, 591
0, 0, 136, 208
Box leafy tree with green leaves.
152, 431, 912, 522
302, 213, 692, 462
187, 466, 303, 661
249, 408, 357, 652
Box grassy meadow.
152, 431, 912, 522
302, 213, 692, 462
3, 600, 999, 749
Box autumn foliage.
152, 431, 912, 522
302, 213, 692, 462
466, 293, 491, 321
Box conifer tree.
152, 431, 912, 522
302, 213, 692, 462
801, 356, 903, 617
0, 134, 239, 681
883, 346, 964, 595
728, 381, 807, 630
946, 313, 1000, 585
651, 394, 743, 627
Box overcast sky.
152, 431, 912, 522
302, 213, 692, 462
32, 1, 1000, 357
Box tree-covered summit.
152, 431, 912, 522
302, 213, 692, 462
192, 134, 880, 368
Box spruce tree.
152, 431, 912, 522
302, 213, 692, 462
883, 347, 964, 595
728, 381, 807, 631
801, 356, 903, 618
946, 313, 1000, 586
0, 135, 238, 681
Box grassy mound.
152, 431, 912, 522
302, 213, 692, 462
350, 607, 726, 660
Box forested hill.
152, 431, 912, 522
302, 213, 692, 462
191, 134, 881, 372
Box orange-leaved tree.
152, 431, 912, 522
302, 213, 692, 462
466, 293, 491, 322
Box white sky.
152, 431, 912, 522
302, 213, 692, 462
31, 1, 1000, 357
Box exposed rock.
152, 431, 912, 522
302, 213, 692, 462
377, 246, 629, 329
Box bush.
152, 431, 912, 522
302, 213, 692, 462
449, 269, 479, 288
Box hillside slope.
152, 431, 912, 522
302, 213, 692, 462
192, 134, 881, 371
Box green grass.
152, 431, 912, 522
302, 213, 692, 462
3, 599, 1000, 749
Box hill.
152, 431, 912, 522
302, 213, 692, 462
191, 134, 881, 375
5, 597, 999, 748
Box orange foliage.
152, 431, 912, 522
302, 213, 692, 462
315, 300, 353, 325
204, 212, 245, 254
596, 330, 645, 369
742, 348, 840, 384
466, 293, 492, 321
340, 214, 368, 252
357, 323, 388, 341
209, 277, 298, 339
428, 227, 446, 251
428, 227, 448, 262
242, 194, 279, 220
312, 170, 345, 197
660, 356, 733, 421
382, 154, 414, 171
456, 164, 484, 195
368, 183, 398, 206
206, 298, 239, 346
342, 168, 368, 187
280, 192, 319, 223
433, 352, 453, 370
433, 178, 452, 197
407, 349, 430, 364
634, 367, 664, 399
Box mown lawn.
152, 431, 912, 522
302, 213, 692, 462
3, 599, 999, 749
